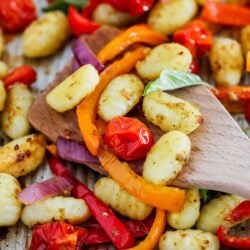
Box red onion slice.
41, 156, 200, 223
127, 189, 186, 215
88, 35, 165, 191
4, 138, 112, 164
57, 137, 99, 164
18, 176, 75, 205
72, 38, 104, 72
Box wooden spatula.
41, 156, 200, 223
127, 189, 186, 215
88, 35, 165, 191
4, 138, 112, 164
28, 26, 250, 199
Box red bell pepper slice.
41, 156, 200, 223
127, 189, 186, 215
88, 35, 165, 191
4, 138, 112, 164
84, 214, 154, 245
30, 221, 87, 250
217, 200, 250, 249
201, 1, 250, 26
3, 65, 37, 89
48, 156, 135, 249
68, 6, 100, 36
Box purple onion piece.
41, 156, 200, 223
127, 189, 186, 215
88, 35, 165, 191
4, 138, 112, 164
72, 38, 104, 72
18, 176, 75, 205
57, 137, 99, 164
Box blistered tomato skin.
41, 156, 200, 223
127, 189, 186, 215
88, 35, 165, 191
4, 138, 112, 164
0, 0, 36, 33
104, 116, 154, 161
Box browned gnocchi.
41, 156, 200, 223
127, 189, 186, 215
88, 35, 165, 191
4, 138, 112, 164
142, 91, 203, 134
98, 74, 144, 121
94, 177, 153, 220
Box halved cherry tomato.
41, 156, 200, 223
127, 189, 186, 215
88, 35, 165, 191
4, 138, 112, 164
0, 0, 36, 33
104, 116, 154, 161
30, 221, 88, 250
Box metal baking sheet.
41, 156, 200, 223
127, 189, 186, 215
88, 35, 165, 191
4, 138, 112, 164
0, 0, 249, 249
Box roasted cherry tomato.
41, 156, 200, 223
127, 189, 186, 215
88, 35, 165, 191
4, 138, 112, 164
3, 65, 37, 89
104, 116, 154, 161
0, 0, 36, 33
30, 221, 88, 250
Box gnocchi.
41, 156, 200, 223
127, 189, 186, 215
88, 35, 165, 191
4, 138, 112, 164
94, 177, 153, 220
46, 64, 99, 112
21, 196, 90, 227
148, 0, 198, 35
142, 91, 203, 134
167, 189, 200, 230
22, 11, 70, 58
0, 173, 22, 227
0, 134, 46, 178
0, 61, 8, 79
241, 25, 250, 54
196, 195, 243, 233
143, 131, 191, 185
136, 43, 192, 80
92, 3, 131, 27
159, 229, 219, 250
2, 84, 33, 139
0, 80, 6, 111
98, 74, 144, 121
209, 37, 243, 86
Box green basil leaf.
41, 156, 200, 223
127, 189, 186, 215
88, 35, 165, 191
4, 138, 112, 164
43, 0, 89, 13
143, 69, 209, 96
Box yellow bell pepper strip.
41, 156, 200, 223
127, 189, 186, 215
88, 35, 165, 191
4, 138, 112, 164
98, 145, 185, 212
201, 1, 250, 27
127, 209, 166, 250
247, 51, 250, 72
97, 24, 166, 64
76, 47, 149, 156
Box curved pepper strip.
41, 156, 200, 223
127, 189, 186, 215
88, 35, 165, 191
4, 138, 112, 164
48, 156, 135, 249
212, 86, 250, 102
76, 47, 149, 156
97, 24, 166, 64
127, 209, 166, 250
68, 6, 100, 36
217, 200, 250, 249
201, 1, 250, 27
98, 146, 185, 212
247, 51, 250, 72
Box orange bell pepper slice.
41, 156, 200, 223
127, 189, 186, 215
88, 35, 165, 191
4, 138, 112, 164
97, 24, 166, 64
212, 86, 250, 102
76, 47, 149, 156
98, 146, 185, 212
46, 144, 58, 156
201, 1, 250, 26
127, 209, 166, 250
247, 51, 250, 72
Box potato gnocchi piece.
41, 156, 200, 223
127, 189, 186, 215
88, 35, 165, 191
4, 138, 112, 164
136, 43, 192, 80
0, 173, 22, 226
46, 64, 99, 112
0, 134, 46, 178
0, 61, 8, 79
98, 74, 144, 121
159, 229, 219, 250
21, 196, 90, 227
94, 177, 153, 220
143, 131, 191, 185
2, 84, 33, 139
92, 3, 131, 27
22, 11, 70, 58
0, 80, 6, 111
167, 188, 200, 229
142, 91, 202, 134
241, 25, 250, 54
196, 195, 244, 233
209, 37, 243, 86
148, 0, 198, 35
